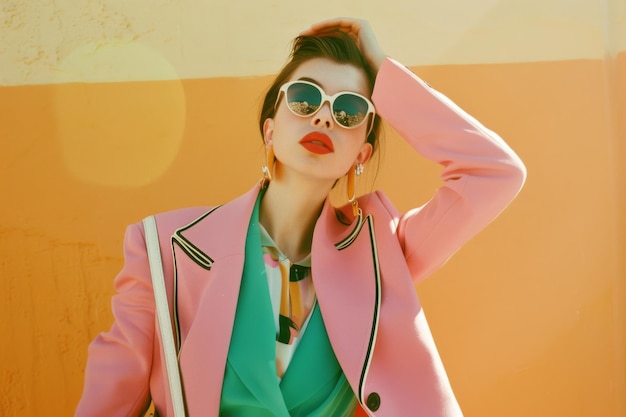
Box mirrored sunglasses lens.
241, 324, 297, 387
286, 83, 322, 116
333, 94, 369, 127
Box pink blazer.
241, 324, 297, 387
76, 58, 526, 417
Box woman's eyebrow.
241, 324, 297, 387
295, 77, 368, 96
297, 77, 323, 88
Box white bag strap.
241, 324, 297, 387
143, 215, 186, 417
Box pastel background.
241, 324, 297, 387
1, 1, 624, 416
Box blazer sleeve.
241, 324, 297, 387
371, 58, 527, 283
75, 223, 154, 417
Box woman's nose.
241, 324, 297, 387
311, 101, 334, 130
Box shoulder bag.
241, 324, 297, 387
143, 215, 186, 417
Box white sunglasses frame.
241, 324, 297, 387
275, 80, 376, 134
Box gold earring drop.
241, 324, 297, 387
347, 163, 363, 217
261, 146, 274, 187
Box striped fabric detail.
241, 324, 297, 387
259, 225, 316, 379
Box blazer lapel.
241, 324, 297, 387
163, 184, 382, 414
311, 200, 382, 405
171, 185, 262, 416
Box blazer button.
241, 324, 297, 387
366, 392, 381, 411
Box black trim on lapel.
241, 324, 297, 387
335, 209, 365, 250
170, 241, 182, 352
168, 205, 222, 352
335, 212, 382, 405
171, 206, 221, 270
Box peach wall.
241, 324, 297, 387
2, 0, 625, 84
1, 1, 624, 416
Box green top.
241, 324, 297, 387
219, 193, 357, 416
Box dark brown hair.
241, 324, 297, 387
259, 31, 381, 153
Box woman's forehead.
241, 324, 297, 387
288, 58, 370, 96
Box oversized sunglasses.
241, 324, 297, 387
276, 80, 375, 133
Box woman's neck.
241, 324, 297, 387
259, 174, 333, 262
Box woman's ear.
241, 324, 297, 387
356, 142, 373, 165
263, 118, 274, 148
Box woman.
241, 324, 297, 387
76, 18, 526, 417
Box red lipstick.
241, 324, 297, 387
299, 132, 334, 155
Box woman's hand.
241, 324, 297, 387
300, 18, 386, 73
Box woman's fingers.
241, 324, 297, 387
300, 18, 363, 38
300, 18, 386, 72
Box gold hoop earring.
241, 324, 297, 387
347, 163, 362, 217
261, 146, 274, 187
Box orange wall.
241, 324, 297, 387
1, 53, 624, 416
